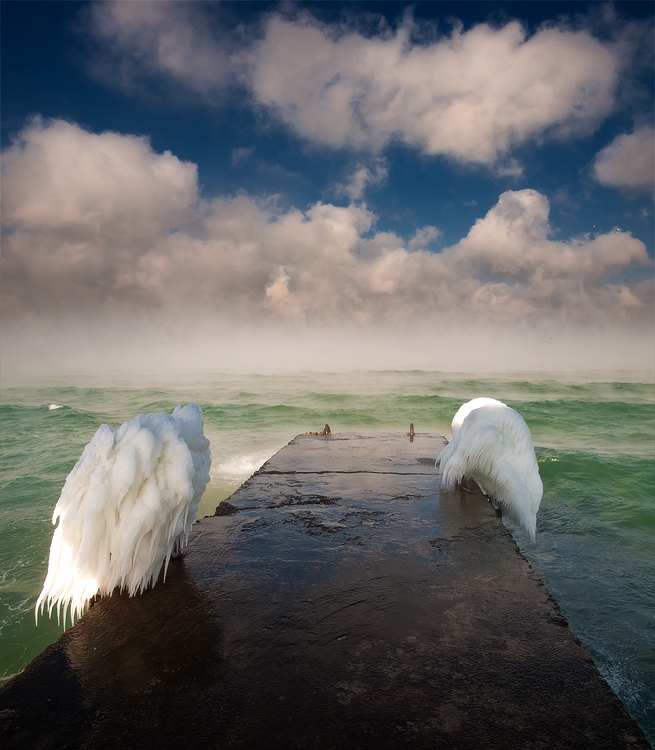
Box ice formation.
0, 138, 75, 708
449, 397, 505, 435
36, 404, 211, 626
437, 398, 543, 541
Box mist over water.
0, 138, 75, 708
1, 369, 653, 742
2, 319, 654, 383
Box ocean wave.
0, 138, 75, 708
212, 450, 273, 481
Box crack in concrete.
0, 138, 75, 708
260, 469, 439, 477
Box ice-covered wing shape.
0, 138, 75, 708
437, 400, 542, 541
450, 397, 505, 436
36, 404, 211, 627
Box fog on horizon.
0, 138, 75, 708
2, 317, 652, 386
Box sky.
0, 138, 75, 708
1, 0, 654, 378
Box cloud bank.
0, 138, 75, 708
2, 119, 651, 339
3, 3, 652, 378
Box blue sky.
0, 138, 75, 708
1, 1, 654, 375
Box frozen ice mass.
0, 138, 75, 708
36, 404, 211, 627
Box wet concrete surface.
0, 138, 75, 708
1, 433, 650, 749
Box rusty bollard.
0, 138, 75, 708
302, 423, 332, 436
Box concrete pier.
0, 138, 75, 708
0, 433, 650, 749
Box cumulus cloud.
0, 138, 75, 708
593, 126, 655, 190
1, 117, 197, 237
83, 3, 628, 169
446, 189, 649, 283
1, 118, 198, 315
443, 189, 652, 324
237, 13, 622, 166
2, 119, 652, 333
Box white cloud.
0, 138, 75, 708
408, 226, 442, 251
1, 117, 197, 239
2, 120, 651, 332
84, 3, 627, 169
84, 0, 232, 96
593, 127, 655, 190
336, 160, 389, 201
1, 118, 198, 314
240, 13, 620, 167
445, 189, 649, 284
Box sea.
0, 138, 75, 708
1, 369, 653, 743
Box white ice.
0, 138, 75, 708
36, 404, 211, 627
437, 398, 543, 541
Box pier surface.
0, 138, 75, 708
0, 433, 650, 749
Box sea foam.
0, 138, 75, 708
36, 404, 211, 627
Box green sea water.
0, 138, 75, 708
1, 370, 653, 742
